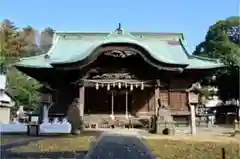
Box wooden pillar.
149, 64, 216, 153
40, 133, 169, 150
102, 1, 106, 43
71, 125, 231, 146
110, 91, 115, 119
190, 104, 196, 135
155, 80, 161, 116
125, 91, 128, 119
79, 86, 85, 120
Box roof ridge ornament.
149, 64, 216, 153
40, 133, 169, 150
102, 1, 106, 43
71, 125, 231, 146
115, 23, 123, 35
105, 23, 136, 40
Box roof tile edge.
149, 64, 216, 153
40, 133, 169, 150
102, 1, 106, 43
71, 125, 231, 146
55, 31, 184, 37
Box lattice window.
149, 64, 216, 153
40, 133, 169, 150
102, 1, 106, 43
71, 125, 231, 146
169, 91, 187, 110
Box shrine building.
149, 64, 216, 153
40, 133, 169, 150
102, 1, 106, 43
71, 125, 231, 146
14, 26, 223, 133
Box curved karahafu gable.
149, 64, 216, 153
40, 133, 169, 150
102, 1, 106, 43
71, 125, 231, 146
14, 28, 224, 71
49, 30, 188, 71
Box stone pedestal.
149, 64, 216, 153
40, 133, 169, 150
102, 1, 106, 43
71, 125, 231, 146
27, 124, 39, 136
156, 108, 175, 135
72, 129, 81, 135
158, 108, 173, 121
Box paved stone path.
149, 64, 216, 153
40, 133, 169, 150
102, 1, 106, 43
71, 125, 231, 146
84, 132, 156, 159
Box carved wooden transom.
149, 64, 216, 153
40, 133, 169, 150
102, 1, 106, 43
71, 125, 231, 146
91, 73, 135, 80
103, 50, 136, 58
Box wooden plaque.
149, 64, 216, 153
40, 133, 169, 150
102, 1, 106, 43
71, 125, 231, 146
188, 92, 199, 104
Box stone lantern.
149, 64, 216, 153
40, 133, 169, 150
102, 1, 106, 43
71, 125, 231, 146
38, 86, 52, 124
186, 83, 201, 135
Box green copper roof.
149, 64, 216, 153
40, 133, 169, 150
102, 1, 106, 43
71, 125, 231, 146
186, 56, 223, 69
15, 54, 52, 68
15, 29, 223, 69
50, 34, 187, 65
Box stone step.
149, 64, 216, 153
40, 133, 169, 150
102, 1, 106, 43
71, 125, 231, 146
83, 114, 150, 129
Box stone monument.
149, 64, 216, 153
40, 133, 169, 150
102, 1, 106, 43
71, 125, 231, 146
67, 98, 83, 134
156, 99, 175, 135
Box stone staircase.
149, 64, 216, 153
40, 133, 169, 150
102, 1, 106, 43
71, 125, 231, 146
83, 114, 150, 129
84, 114, 108, 129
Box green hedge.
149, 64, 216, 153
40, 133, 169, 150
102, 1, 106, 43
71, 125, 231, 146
146, 139, 240, 159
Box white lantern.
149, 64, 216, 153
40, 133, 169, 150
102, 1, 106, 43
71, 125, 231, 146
118, 82, 121, 89
96, 83, 99, 90
141, 82, 144, 90
135, 84, 138, 88
130, 84, 133, 91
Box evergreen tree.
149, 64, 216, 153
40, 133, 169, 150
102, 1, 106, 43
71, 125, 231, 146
0, 19, 42, 111
193, 16, 240, 101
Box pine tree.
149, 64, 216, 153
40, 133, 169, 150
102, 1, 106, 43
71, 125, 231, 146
21, 26, 40, 57
0, 19, 27, 62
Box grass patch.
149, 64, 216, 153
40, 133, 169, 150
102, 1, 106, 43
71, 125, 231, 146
1, 138, 12, 145
1, 134, 27, 145
145, 139, 240, 159
5, 134, 240, 159
10, 136, 94, 153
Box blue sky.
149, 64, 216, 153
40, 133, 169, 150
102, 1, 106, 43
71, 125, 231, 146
0, 0, 239, 52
